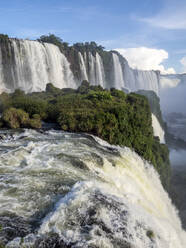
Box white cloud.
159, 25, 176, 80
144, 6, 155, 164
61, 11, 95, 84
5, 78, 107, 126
180, 56, 186, 72
140, 13, 186, 30
138, 1, 186, 30
115, 47, 176, 74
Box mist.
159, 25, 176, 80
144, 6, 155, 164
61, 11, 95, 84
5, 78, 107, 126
170, 149, 186, 167
160, 74, 186, 115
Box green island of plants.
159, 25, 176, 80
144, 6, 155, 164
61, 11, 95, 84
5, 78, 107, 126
0, 81, 170, 189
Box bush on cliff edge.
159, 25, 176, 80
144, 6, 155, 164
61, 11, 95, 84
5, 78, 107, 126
0, 82, 170, 189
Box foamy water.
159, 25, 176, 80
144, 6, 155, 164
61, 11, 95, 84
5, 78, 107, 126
0, 129, 185, 247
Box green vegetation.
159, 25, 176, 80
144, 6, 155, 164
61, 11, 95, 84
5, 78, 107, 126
37, 34, 104, 53
2, 107, 42, 129
136, 90, 165, 128
0, 81, 170, 188
0, 34, 9, 42
38, 34, 69, 52
2, 107, 29, 128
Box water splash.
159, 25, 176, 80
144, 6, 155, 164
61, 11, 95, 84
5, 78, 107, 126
0, 129, 185, 247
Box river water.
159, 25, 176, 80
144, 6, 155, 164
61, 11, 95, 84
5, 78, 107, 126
0, 129, 185, 248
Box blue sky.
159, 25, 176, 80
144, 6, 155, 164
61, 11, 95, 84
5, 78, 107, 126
0, 0, 186, 73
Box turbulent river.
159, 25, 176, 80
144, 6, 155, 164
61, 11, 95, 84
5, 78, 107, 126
0, 129, 185, 248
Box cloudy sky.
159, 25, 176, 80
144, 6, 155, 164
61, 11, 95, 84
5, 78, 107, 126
0, 0, 186, 74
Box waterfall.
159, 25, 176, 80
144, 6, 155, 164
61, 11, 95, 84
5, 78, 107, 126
152, 114, 165, 144
0, 39, 162, 95
122, 59, 160, 95
112, 53, 125, 89
78, 52, 88, 81
45, 43, 76, 89
11, 39, 50, 92
0, 47, 6, 93
1, 129, 185, 247
88, 52, 96, 85
134, 70, 160, 95
87, 52, 106, 86
0, 39, 76, 93
112, 51, 160, 95
122, 61, 137, 91
95, 52, 106, 87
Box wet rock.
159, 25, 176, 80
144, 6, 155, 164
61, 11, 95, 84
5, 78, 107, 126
33, 233, 72, 248
0, 214, 32, 245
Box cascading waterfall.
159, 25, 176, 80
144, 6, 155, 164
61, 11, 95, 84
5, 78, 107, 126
0, 129, 185, 248
122, 60, 137, 91
151, 114, 165, 144
11, 39, 50, 92
88, 52, 96, 85
0, 38, 162, 95
44, 42, 76, 89
95, 52, 106, 87
0, 48, 5, 93
122, 59, 160, 95
112, 53, 125, 89
0, 39, 76, 93
87, 52, 106, 86
78, 52, 88, 81
134, 70, 160, 95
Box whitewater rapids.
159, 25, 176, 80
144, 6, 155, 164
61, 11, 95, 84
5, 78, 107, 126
0, 129, 185, 247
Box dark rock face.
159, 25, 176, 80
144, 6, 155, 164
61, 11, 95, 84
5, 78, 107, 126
0, 214, 32, 245
34, 234, 71, 248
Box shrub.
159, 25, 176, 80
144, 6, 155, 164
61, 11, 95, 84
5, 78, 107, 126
0, 92, 11, 112
77, 80, 91, 94
86, 90, 112, 101
2, 107, 29, 128
11, 95, 47, 119
28, 118, 42, 129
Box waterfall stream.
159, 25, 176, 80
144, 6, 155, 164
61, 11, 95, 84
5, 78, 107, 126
112, 53, 125, 89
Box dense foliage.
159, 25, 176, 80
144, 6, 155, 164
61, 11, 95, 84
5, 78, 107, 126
0, 34, 9, 42
1, 107, 41, 129
136, 90, 165, 128
37, 34, 69, 52
0, 82, 170, 188
37, 34, 104, 52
